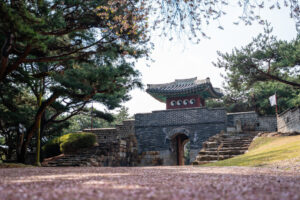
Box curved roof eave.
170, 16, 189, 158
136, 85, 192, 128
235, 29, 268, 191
146, 77, 223, 102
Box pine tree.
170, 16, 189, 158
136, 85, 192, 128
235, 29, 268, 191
0, 0, 150, 163
0, 0, 149, 81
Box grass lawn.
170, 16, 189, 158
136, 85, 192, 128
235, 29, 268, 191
204, 135, 300, 167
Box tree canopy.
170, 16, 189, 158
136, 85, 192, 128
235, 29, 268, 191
63, 106, 131, 134
214, 24, 300, 89
153, 0, 300, 42
210, 25, 300, 115
0, 0, 150, 163
0, 0, 149, 81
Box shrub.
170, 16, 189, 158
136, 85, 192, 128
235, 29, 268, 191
42, 137, 61, 158
42, 132, 97, 157
60, 132, 96, 153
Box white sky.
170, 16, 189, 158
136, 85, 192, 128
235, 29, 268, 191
117, 4, 298, 116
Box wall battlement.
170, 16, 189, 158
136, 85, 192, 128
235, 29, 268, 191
135, 107, 227, 127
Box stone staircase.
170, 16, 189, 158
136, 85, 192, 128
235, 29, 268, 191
42, 119, 138, 167
43, 119, 139, 167
193, 131, 259, 165
43, 154, 96, 167
42, 142, 126, 167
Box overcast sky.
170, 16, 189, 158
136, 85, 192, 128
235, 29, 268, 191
117, 4, 298, 116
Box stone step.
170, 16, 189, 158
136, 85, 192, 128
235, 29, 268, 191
44, 152, 100, 166
211, 134, 255, 138
198, 149, 246, 153
202, 147, 249, 151
221, 141, 252, 144
52, 163, 80, 166
205, 140, 252, 144
222, 143, 251, 147
221, 139, 253, 142
196, 154, 240, 161
222, 138, 253, 141
222, 143, 251, 146
222, 142, 252, 145
192, 131, 259, 164
198, 150, 246, 155
53, 156, 91, 160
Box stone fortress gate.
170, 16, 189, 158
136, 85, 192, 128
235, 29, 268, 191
136, 77, 225, 165
77, 77, 277, 167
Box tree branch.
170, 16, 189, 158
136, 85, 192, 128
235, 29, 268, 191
0, 45, 32, 81
251, 64, 300, 88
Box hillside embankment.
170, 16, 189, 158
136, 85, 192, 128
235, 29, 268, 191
205, 132, 300, 171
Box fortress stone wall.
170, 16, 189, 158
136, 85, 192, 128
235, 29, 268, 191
81, 109, 278, 166
227, 111, 277, 132
83, 120, 138, 166
135, 107, 227, 165
277, 107, 300, 133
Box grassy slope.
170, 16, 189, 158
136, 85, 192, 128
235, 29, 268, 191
204, 135, 300, 167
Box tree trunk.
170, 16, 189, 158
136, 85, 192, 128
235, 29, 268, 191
17, 93, 58, 163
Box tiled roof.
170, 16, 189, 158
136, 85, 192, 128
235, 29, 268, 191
146, 77, 223, 102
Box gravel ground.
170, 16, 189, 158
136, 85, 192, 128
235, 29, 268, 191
0, 166, 299, 200
268, 158, 300, 172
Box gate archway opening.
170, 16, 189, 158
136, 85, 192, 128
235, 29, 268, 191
172, 134, 189, 165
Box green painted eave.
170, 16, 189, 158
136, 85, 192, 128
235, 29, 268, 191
148, 90, 222, 103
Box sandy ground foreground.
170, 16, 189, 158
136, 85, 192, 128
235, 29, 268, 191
0, 166, 299, 200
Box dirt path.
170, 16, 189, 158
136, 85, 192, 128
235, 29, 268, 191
0, 166, 299, 200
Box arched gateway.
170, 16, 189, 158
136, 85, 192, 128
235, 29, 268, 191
171, 133, 189, 165
135, 77, 226, 166
167, 127, 190, 165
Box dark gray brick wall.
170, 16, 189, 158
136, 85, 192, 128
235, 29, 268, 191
278, 107, 300, 133
135, 123, 226, 153
84, 128, 118, 143
135, 108, 227, 154
135, 107, 226, 127
227, 111, 276, 132
257, 116, 277, 132
227, 112, 257, 129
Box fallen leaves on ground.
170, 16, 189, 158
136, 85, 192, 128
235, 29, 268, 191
0, 166, 299, 200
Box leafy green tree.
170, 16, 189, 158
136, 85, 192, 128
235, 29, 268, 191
206, 82, 300, 115
62, 106, 131, 134
0, 136, 6, 161
0, 86, 36, 161
0, 0, 149, 81
250, 81, 300, 114
0, 0, 150, 163
110, 106, 131, 126
221, 82, 299, 115
61, 112, 112, 135
214, 24, 300, 89
13, 56, 143, 162
0, 137, 4, 145
211, 26, 300, 115
154, 0, 300, 41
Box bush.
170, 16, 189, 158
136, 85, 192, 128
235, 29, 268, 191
42, 132, 96, 157
42, 137, 61, 158
59, 132, 96, 153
